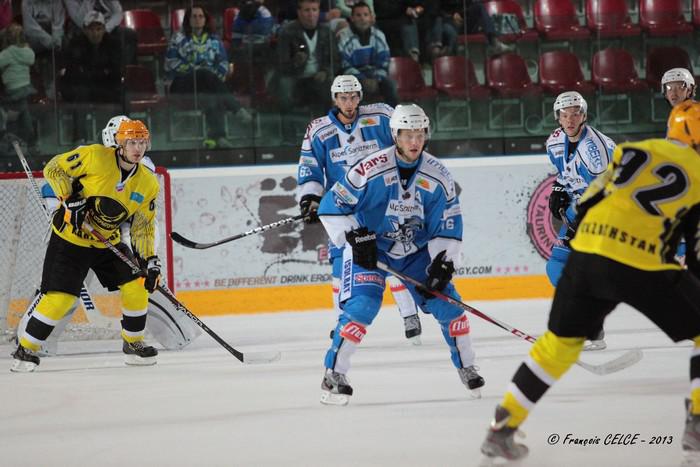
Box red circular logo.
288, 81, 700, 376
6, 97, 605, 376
526, 174, 562, 260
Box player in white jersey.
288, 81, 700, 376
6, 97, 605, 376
297, 75, 423, 343
545, 92, 616, 350
15, 116, 200, 355
662, 68, 696, 107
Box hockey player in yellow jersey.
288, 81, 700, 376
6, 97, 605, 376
11, 119, 162, 372
481, 101, 700, 459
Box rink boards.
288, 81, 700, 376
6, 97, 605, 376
170, 156, 558, 315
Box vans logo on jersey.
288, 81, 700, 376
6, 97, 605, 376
340, 322, 367, 343
353, 154, 389, 176
449, 315, 470, 336
329, 140, 380, 163
353, 272, 384, 286
331, 182, 358, 205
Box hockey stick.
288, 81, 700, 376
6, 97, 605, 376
12, 141, 116, 329
171, 214, 305, 249
376, 262, 642, 376
83, 222, 281, 364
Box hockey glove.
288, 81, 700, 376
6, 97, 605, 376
420, 251, 455, 299
144, 256, 161, 293
299, 194, 322, 224
548, 182, 571, 221
64, 193, 88, 231
345, 227, 377, 270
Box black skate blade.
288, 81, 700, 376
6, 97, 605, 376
242, 351, 282, 365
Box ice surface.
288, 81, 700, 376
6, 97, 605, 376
1, 299, 695, 467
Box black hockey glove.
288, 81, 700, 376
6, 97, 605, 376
346, 227, 377, 269
144, 256, 161, 293
420, 251, 455, 299
299, 194, 322, 224
65, 193, 88, 231
548, 182, 571, 221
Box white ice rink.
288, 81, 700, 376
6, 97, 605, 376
1, 298, 698, 467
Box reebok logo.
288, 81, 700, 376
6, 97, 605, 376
340, 322, 367, 343
449, 315, 470, 336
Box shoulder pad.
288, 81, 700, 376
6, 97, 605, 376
346, 149, 393, 188
306, 116, 336, 142
359, 103, 393, 118
419, 154, 456, 199
546, 129, 565, 146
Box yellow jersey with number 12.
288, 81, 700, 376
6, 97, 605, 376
571, 138, 700, 271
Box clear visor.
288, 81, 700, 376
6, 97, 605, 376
664, 82, 689, 93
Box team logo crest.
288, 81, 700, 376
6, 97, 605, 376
88, 196, 129, 231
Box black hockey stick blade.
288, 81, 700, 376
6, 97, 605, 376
171, 214, 306, 250
170, 231, 204, 249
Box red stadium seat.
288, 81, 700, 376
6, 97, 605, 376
639, 0, 692, 36
591, 48, 648, 93
125, 65, 164, 112
432, 56, 490, 99
534, 0, 590, 40
122, 9, 167, 55
484, 0, 539, 42
539, 50, 595, 94
170, 8, 185, 35
485, 53, 542, 97
388, 57, 438, 101
586, 0, 641, 37
645, 46, 693, 90
223, 7, 240, 47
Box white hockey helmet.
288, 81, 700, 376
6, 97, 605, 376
661, 67, 696, 95
389, 103, 430, 141
331, 74, 363, 101
553, 91, 587, 120
102, 115, 130, 147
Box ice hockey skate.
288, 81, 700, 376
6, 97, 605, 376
583, 330, 607, 351
320, 369, 353, 406
403, 313, 422, 345
458, 365, 485, 398
123, 340, 158, 366
481, 405, 529, 460
10, 345, 40, 373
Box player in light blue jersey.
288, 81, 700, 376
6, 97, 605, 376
296, 75, 423, 343
316, 104, 484, 405
545, 91, 615, 351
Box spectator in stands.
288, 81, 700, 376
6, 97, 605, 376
438, 0, 514, 56
60, 11, 123, 144
275, 0, 338, 140
22, 0, 65, 53
165, 5, 253, 150
372, 1, 422, 61
338, 2, 397, 106
336, 0, 374, 19
0, 22, 37, 149
231, 0, 275, 49
64, 0, 137, 65
22, 0, 65, 100
0, 0, 12, 33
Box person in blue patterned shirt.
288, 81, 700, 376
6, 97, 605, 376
337, 2, 397, 106
165, 5, 252, 149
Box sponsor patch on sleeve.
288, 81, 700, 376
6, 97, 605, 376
331, 181, 358, 205
300, 156, 318, 167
